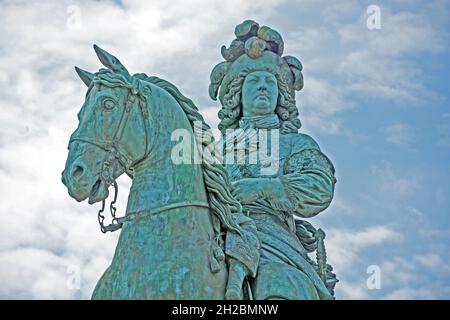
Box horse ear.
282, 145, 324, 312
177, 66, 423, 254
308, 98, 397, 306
75, 66, 94, 87
93, 44, 129, 76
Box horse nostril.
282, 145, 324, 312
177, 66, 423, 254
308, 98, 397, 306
72, 165, 85, 180
61, 171, 67, 186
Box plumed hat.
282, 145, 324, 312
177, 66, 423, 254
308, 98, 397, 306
209, 20, 304, 106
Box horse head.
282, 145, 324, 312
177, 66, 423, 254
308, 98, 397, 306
62, 45, 152, 206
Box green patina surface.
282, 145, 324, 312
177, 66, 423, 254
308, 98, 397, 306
62, 20, 338, 300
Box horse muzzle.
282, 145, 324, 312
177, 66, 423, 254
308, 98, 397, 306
62, 162, 98, 202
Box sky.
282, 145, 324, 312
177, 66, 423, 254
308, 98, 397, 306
0, 0, 449, 299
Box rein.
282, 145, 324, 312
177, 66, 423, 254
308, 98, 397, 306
101, 191, 210, 233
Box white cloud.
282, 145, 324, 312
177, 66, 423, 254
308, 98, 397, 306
323, 225, 402, 299
286, 2, 448, 134
0, 0, 288, 299
381, 256, 417, 285
383, 287, 437, 300
335, 250, 450, 299
413, 253, 450, 275
325, 196, 355, 216
421, 227, 450, 239
371, 161, 421, 199
414, 253, 442, 269
374, 253, 450, 299
338, 281, 370, 300
380, 123, 415, 146
336, 7, 446, 104
0, 0, 448, 299
326, 226, 402, 275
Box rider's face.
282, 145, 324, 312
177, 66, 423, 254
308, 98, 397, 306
241, 71, 278, 117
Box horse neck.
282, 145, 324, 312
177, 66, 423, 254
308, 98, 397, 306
125, 85, 207, 214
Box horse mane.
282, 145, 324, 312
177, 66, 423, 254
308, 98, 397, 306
144, 75, 243, 236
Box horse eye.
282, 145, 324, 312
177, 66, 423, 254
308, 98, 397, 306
103, 98, 116, 110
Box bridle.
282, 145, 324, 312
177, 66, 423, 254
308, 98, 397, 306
69, 77, 211, 233
69, 78, 152, 233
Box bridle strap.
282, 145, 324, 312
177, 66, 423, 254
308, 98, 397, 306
69, 93, 145, 175
69, 79, 155, 233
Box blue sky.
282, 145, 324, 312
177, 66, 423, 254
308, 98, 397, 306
0, 0, 448, 299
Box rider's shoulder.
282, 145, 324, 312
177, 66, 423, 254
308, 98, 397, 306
283, 132, 321, 154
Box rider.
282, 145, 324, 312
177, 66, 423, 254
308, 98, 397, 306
210, 20, 338, 300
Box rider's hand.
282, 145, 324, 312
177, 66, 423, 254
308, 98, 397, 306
231, 177, 291, 206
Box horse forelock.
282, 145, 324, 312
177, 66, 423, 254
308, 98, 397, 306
93, 69, 131, 89
85, 70, 154, 105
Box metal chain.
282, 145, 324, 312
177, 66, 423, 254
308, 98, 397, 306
110, 181, 119, 225
97, 199, 106, 233
97, 181, 120, 233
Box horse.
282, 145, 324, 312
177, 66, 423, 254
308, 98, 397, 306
61, 45, 243, 299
